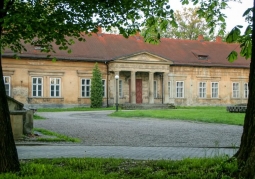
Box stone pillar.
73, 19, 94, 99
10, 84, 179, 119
149, 72, 154, 104
131, 71, 136, 104
114, 71, 119, 104
163, 72, 169, 104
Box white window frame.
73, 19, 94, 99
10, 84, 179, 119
154, 80, 157, 98
119, 79, 123, 97
176, 81, 184, 98
199, 82, 206, 98
232, 82, 240, 98
81, 79, 91, 97
244, 83, 249, 98
50, 78, 61, 97
211, 82, 219, 98
168, 81, 171, 98
102, 79, 106, 97
3, 76, 11, 96
32, 77, 43, 97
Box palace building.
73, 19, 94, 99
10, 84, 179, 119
2, 31, 250, 108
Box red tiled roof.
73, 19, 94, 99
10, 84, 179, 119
3, 33, 250, 68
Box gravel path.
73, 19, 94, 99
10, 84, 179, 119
35, 111, 243, 148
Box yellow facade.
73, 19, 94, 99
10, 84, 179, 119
2, 52, 249, 108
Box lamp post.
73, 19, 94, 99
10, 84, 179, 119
115, 75, 119, 112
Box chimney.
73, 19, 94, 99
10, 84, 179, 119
97, 26, 103, 36
215, 36, 222, 43
134, 31, 141, 40
197, 34, 204, 41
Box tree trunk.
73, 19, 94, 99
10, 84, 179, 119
235, 1, 255, 178
0, 32, 20, 172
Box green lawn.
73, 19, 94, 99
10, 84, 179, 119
109, 106, 245, 125
0, 157, 238, 179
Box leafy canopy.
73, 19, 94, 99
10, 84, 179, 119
162, 7, 216, 41
1, 0, 174, 53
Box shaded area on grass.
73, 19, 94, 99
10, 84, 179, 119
0, 157, 238, 178
33, 114, 46, 120
109, 106, 245, 125
34, 128, 80, 143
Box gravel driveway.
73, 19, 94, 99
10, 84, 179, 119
35, 111, 243, 148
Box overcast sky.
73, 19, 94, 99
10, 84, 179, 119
171, 0, 253, 33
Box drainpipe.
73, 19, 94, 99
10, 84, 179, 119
105, 61, 109, 107
161, 73, 163, 104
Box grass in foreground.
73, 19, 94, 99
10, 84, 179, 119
0, 157, 238, 179
110, 106, 245, 125
34, 128, 80, 143
37, 107, 115, 112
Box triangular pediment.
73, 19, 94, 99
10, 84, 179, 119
115, 52, 173, 64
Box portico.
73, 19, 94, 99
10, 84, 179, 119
109, 52, 173, 105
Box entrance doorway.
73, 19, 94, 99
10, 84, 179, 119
136, 79, 142, 104
129, 79, 143, 104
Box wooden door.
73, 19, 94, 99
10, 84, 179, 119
136, 79, 142, 104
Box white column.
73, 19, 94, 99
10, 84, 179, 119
131, 71, 136, 104
149, 72, 154, 104
163, 72, 169, 104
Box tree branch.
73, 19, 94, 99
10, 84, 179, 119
4, 0, 15, 16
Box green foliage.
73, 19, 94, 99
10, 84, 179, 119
110, 106, 245, 125
0, 157, 238, 178
1, 0, 174, 53
90, 63, 103, 108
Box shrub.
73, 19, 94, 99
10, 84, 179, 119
90, 63, 103, 108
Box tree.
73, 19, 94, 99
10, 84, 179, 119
184, 0, 254, 178
90, 63, 103, 108
0, 0, 173, 173
162, 7, 215, 41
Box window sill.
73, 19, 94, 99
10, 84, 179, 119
231, 98, 247, 100
29, 97, 64, 99
28, 97, 64, 102
197, 98, 221, 100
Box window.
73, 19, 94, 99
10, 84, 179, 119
168, 81, 171, 98
199, 82, 206, 98
232, 82, 240, 98
244, 83, 249, 98
176, 81, 184, 98
81, 79, 90, 97
32, 77, 43, 97
102, 79, 106, 97
50, 78, 61, 97
119, 80, 123, 97
3, 76, 10, 96
211, 82, 219, 98
198, 55, 208, 60
154, 80, 157, 98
